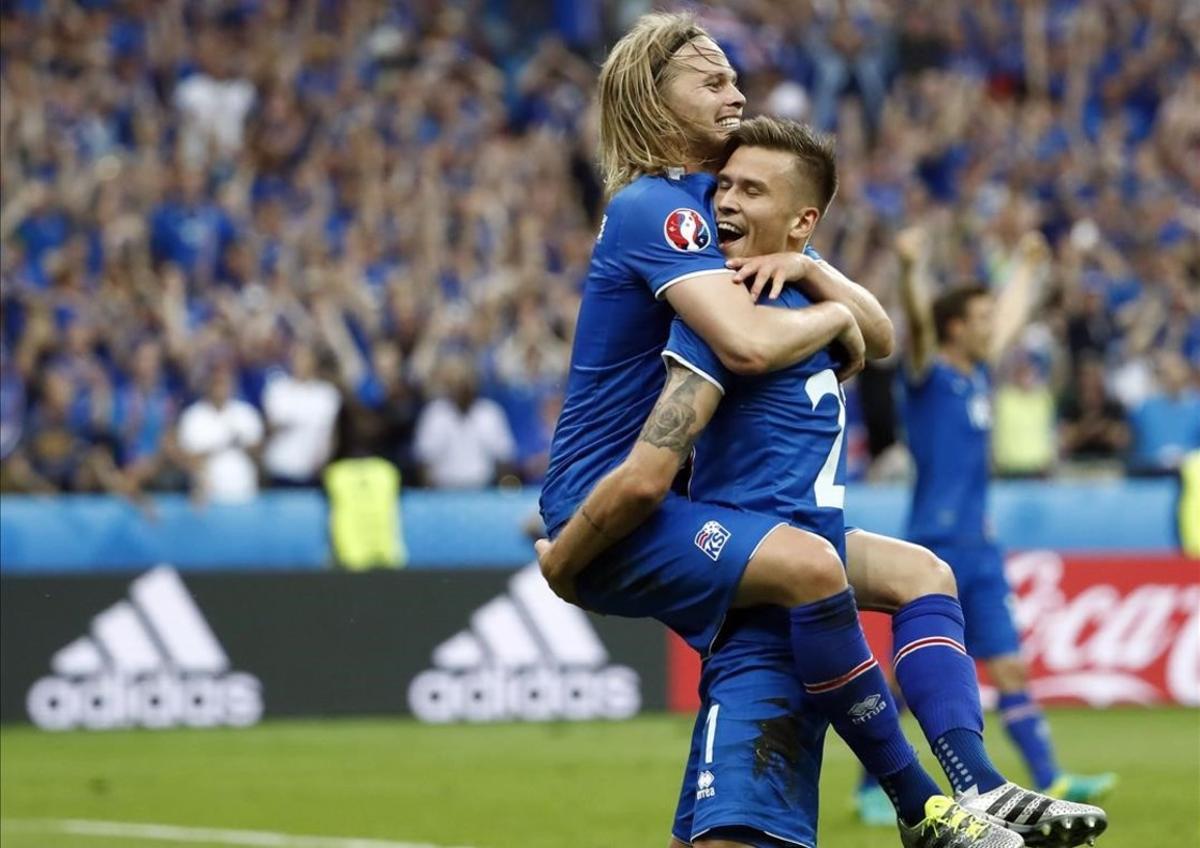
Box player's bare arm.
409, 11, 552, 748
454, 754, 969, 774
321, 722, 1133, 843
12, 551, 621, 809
895, 226, 938, 378
989, 231, 1050, 364
538, 294, 866, 604
536, 363, 721, 603
664, 275, 865, 378
726, 251, 894, 359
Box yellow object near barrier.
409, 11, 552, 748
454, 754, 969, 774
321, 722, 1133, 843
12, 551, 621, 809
323, 457, 407, 570
1180, 450, 1200, 558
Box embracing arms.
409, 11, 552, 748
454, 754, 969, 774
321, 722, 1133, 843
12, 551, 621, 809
723, 251, 894, 360
663, 266, 867, 380
538, 302, 861, 602
536, 363, 720, 602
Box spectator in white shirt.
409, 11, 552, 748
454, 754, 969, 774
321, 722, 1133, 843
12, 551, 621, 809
173, 29, 255, 166
414, 357, 516, 488
178, 364, 263, 504
263, 344, 341, 486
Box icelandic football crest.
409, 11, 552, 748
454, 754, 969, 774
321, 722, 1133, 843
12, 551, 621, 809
695, 520, 731, 561
664, 208, 712, 252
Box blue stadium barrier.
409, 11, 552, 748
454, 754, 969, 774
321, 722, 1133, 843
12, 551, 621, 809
0, 479, 1179, 574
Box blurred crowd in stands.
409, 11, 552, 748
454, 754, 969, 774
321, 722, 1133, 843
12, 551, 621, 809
1, 0, 1197, 505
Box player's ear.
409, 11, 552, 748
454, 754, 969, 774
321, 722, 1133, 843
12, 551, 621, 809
789, 206, 820, 243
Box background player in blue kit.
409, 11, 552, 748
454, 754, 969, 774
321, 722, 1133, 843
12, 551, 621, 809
896, 225, 1118, 806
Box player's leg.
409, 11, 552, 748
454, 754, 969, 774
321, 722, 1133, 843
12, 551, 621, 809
733, 526, 942, 828
684, 647, 828, 848
968, 546, 1117, 804
846, 530, 1007, 797
693, 832, 782, 847
848, 531, 1110, 846
945, 543, 1111, 843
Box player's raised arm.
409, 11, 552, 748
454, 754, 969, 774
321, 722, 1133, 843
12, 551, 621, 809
536, 361, 721, 603
989, 231, 1050, 365
664, 276, 865, 378
895, 226, 938, 379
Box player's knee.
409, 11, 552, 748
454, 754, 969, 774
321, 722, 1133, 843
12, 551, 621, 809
871, 547, 957, 609
754, 531, 846, 607
920, 551, 958, 598
988, 655, 1028, 691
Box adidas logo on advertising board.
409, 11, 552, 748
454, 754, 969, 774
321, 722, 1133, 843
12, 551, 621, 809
26, 566, 263, 731
408, 564, 642, 723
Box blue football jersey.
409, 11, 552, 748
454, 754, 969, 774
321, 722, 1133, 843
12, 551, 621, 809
904, 360, 992, 544
662, 284, 848, 561
540, 173, 728, 533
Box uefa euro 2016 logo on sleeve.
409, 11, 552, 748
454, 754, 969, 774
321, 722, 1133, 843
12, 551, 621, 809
664, 208, 712, 252
695, 520, 732, 561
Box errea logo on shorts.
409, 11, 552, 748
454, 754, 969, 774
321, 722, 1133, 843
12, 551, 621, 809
695, 520, 731, 561
696, 769, 716, 800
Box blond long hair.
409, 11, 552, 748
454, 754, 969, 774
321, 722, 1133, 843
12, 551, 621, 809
596, 12, 712, 197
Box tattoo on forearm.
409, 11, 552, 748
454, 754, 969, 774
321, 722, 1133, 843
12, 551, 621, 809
638, 369, 705, 456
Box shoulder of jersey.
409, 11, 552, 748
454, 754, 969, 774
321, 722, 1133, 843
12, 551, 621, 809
606, 174, 682, 213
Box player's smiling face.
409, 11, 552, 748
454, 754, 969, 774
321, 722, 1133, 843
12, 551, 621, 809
661, 37, 745, 161
715, 145, 819, 259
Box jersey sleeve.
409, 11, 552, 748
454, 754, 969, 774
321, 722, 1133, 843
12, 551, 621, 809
803, 244, 823, 261
662, 315, 731, 395
610, 183, 729, 300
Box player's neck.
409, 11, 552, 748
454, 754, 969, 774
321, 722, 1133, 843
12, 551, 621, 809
677, 159, 716, 176
939, 346, 976, 375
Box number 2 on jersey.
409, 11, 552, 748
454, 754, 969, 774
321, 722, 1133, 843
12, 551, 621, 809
804, 369, 846, 510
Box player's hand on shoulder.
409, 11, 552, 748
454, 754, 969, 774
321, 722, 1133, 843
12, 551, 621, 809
725, 252, 814, 301
535, 538, 581, 606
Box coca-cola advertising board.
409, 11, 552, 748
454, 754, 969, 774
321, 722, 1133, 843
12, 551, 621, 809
667, 553, 1200, 711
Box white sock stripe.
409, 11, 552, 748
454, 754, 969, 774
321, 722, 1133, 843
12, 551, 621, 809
892, 636, 968, 667
804, 657, 878, 694
1001, 703, 1042, 723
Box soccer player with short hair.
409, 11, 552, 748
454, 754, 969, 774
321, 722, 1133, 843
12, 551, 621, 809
648, 117, 1105, 848
896, 226, 1118, 806
538, 15, 1103, 847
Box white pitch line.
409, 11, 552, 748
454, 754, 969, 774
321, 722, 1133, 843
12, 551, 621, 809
1, 818, 479, 848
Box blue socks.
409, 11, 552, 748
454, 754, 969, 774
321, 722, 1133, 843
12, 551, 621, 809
892, 594, 1005, 794
934, 729, 1006, 796
999, 690, 1059, 789
878, 760, 941, 826
789, 588, 938, 824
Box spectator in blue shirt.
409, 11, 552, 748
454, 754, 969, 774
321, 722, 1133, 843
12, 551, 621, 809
1128, 351, 1200, 476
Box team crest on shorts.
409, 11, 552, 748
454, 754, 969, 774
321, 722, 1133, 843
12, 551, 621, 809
664, 208, 711, 252
695, 520, 731, 561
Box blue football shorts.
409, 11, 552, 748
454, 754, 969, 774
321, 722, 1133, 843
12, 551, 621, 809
924, 540, 1020, 660
671, 620, 827, 848
571, 493, 785, 655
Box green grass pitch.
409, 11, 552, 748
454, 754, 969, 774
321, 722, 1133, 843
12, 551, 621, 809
2, 708, 1196, 848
